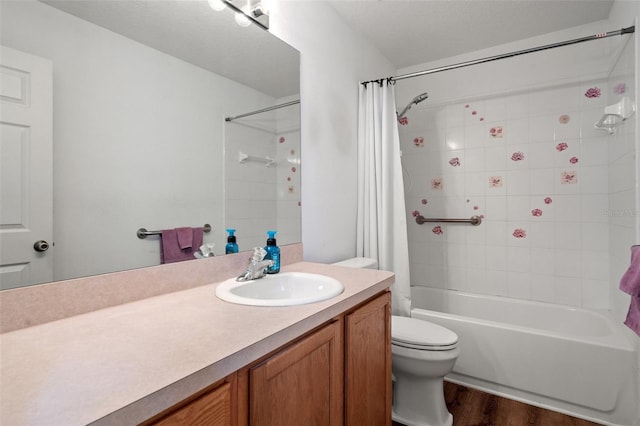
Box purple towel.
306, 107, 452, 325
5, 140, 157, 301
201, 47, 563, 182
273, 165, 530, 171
160, 227, 204, 264
619, 245, 640, 296
176, 227, 193, 249
620, 245, 640, 336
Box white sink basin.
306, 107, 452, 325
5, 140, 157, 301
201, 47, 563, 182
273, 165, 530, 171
215, 272, 344, 306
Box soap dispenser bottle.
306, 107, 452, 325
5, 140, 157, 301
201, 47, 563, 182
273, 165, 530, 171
225, 229, 239, 254
264, 230, 280, 274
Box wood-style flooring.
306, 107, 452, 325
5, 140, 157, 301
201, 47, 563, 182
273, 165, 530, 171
392, 381, 602, 426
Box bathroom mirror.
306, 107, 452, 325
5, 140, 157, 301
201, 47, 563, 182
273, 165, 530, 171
0, 0, 300, 289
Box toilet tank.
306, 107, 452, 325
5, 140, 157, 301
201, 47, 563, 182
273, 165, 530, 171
332, 257, 378, 269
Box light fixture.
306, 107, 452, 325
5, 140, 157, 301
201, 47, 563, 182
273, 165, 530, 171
234, 2, 252, 27
594, 96, 636, 134
207, 0, 226, 11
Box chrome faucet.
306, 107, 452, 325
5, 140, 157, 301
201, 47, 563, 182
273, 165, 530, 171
236, 247, 274, 282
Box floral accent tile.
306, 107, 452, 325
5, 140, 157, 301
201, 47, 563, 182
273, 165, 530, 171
288, 185, 295, 193
431, 178, 443, 189
473, 205, 479, 211
556, 142, 569, 152
544, 197, 553, 204
421, 199, 428, 205
489, 126, 503, 138
432, 226, 443, 235
569, 156, 579, 164
412, 210, 420, 218
511, 151, 525, 161
291, 166, 297, 173
614, 83, 626, 95
413, 137, 424, 147
584, 87, 601, 98
279, 136, 286, 143
449, 157, 461, 167
558, 114, 571, 124
398, 116, 408, 126
531, 208, 543, 217
489, 176, 503, 188
512, 228, 527, 238
561, 171, 577, 184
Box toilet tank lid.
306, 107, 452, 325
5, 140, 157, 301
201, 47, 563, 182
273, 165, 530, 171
392, 316, 458, 347
332, 257, 378, 269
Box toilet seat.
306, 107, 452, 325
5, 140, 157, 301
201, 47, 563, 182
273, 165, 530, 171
392, 316, 458, 351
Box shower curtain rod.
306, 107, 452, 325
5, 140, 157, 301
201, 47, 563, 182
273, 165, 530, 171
362, 26, 635, 85
225, 99, 300, 122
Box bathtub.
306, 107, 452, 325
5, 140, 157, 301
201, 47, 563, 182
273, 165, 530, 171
411, 286, 638, 426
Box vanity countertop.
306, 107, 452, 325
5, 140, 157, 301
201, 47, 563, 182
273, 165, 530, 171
0, 261, 394, 425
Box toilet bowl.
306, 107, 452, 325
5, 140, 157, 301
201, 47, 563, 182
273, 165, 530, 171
392, 316, 459, 426
332, 257, 460, 426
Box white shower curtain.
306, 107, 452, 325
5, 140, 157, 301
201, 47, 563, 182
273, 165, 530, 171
357, 80, 411, 317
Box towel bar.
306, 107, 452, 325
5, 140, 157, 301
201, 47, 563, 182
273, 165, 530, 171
415, 215, 482, 226
137, 224, 212, 239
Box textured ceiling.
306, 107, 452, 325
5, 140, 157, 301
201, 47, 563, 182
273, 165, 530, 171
41, 0, 300, 98
329, 0, 615, 69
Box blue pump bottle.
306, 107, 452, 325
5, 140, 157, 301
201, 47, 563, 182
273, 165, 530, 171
225, 229, 238, 254
264, 230, 280, 274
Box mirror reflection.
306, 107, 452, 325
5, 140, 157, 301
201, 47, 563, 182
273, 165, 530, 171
0, 0, 300, 289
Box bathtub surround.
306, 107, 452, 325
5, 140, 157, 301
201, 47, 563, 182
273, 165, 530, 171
357, 81, 412, 316
394, 11, 638, 426
412, 286, 637, 425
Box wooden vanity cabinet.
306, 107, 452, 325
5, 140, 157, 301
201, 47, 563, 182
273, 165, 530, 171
142, 374, 237, 426
143, 291, 391, 426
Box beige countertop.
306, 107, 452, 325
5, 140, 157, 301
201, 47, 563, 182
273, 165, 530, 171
0, 261, 394, 425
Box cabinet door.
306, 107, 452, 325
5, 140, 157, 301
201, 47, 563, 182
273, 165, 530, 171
250, 320, 343, 426
345, 292, 392, 426
144, 376, 235, 426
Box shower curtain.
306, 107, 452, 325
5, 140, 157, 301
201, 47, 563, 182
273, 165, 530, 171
357, 80, 411, 316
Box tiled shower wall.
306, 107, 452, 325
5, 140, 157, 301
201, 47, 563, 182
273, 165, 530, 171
607, 34, 637, 321
224, 99, 301, 252
400, 77, 622, 309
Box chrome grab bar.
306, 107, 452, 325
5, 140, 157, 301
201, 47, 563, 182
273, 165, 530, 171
415, 215, 482, 226
137, 224, 212, 239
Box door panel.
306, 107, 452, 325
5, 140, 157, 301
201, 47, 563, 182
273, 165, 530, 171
0, 46, 53, 289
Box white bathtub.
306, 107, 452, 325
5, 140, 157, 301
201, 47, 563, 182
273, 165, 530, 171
411, 286, 638, 426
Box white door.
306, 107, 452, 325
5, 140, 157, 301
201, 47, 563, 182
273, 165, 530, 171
0, 46, 53, 289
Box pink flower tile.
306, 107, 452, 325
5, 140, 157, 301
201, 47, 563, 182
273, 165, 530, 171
558, 114, 571, 124
432, 226, 443, 235
544, 197, 553, 204
421, 199, 428, 205
413, 137, 424, 147
614, 83, 626, 95
531, 208, 543, 217
569, 156, 579, 164
584, 87, 601, 98
556, 142, 569, 152
449, 157, 461, 167
512, 228, 527, 238
489, 176, 503, 188
398, 116, 408, 126
489, 126, 503, 138
561, 171, 577, 184
431, 178, 443, 189
510, 151, 525, 161
412, 210, 420, 218
279, 136, 286, 143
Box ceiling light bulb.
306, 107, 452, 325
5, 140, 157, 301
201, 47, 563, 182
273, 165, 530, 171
234, 5, 251, 27
207, 0, 226, 11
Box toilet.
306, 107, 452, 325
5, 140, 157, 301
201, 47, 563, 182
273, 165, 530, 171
332, 257, 460, 426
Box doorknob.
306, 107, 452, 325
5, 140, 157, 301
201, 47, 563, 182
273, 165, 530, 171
33, 240, 50, 252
